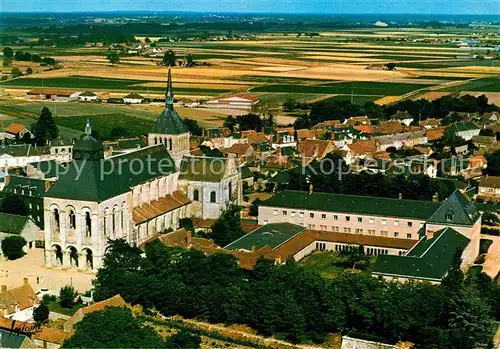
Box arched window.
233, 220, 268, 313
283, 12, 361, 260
210, 191, 216, 203
112, 208, 117, 237
154, 137, 158, 145
85, 212, 92, 238
169, 138, 173, 151
68, 210, 76, 229
193, 189, 199, 201
53, 209, 60, 230
228, 181, 232, 199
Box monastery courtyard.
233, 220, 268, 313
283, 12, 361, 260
0, 249, 94, 294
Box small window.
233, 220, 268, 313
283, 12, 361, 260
369, 218, 374, 224
263, 220, 268, 225
406, 233, 412, 239
445, 211, 454, 222
193, 189, 199, 201
282, 211, 287, 216
407, 222, 412, 227
333, 215, 338, 220
345, 216, 350, 222
394, 221, 399, 227
357, 217, 362, 223
210, 191, 216, 203
394, 232, 399, 237
310, 213, 314, 218
355, 228, 363, 234
321, 214, 326, 219
299, 212, 304, 218
382, 219, 387, 225
273, 210, 278, 215
291, 211, 296, 217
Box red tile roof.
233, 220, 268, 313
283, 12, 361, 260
132, 191, 191, 224
6, 123, 26, 135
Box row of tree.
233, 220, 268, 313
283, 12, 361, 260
91, 239, 499, 347
291, 94, 499, 129
2, 47, 56, 67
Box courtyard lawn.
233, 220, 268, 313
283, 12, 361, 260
299, 250, 376, 279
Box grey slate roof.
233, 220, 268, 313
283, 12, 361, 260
153, 107, 189, 135
261, 190, 441, 220
427, 190, 480, 226
0, 212, 29, 234
225, 223, 305, 251
178, 156, 227, 182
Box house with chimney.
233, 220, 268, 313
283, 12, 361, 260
0, 279, 38, 322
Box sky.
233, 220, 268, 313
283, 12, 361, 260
0, 0, 499, 14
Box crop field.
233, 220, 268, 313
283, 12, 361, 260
0, 26, 498, 123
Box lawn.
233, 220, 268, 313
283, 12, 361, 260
320, 94, 382, 104
47, 301, 83, 316
251, 81, 433, 95
299, 250, 376, 279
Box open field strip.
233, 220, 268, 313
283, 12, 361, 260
418, 91, 451, 100
439, 76, 500, 93
301, 55, 387, 62
375, 95, 402, 105
133, 82, 250, 90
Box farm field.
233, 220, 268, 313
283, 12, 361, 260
0, 26, 498, 115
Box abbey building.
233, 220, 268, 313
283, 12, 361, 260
43, 70, 242, 272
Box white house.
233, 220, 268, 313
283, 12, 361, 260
123, 93, 145, 104
204, 95, 258, 110
0, 279, 39, 322
450, 122, 481, 141
78, 91, 98, 102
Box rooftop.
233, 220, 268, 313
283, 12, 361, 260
225, 223, 305, 251
261, 190, 441, 220
372, 227, 470, 282
0, 213, 29, 234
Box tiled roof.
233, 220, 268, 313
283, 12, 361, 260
46, 145, 176, 202
480, 176, 500, 189
239, 165, 253, 179
0, 213, 29, 234
6, 123, 26, 135
452, 122, 479, 132
372, 227, 470, 281
225, 223, 306, 251
79, 91, 97, 97
260, 190, 441, 220
246, 133, 268, 145
178, 156, 227, 182
153, 105, 189, 135
123, 92, 144, 99
347, 139, 377, 156
0, 328, 29, 348
3, 175, 48, 198
81, 294, 126, 314
27, 89, 75, 96
132, 191, 191, 224
32, 327, 71, 344
0, 282, 38, 315
222, 143, 252, 156
377, 121, 404, 134
298, 139, 334, 158
425, 128, 444, 141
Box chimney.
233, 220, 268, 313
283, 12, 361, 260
1, 285, 6, 292
23, 277, 28, 286
426, 230, 434, 240
309, 183, 313, 195
432, 192, 439, 202
398, 192, 403, 200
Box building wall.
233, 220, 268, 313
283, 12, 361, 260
259, 205, 425, 241
341, 336, 395, 349
478, 185, 500, 201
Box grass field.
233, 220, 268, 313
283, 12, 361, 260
250, 81, 433, 95
299, 251, 376, 279
440, 76, 500, 93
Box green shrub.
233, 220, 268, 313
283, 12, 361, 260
1, 235, 26, 260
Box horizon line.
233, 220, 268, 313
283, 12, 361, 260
0, 10, 498, 16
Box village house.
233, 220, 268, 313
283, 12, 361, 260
78, 91, 98, 102
204, 95, 258, 110
391, 110, 414, 126
374, 131, 428, 152
26, 89, 79, 102
0, 279, 38, 322
0, 213, 39, 252
122, 92, 145, 104
478, 176, 500, 202
6, 123, 32, 140
449, 122, 481, 141
298, 139, 336, 162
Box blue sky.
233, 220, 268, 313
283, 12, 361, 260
1, 0, 498, 14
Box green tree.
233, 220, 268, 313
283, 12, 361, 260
33, 304, 50, 324
59, 285, 77, 308
1, 236, 26, 260
106, 52, 120, 65
0, 193, 28, 215
144, 37, 151, 43
26, 67, 33, 75
11, 67, 21, 77
165, 329, 201, 349
33, 106, 59, 145
338, 245, 369, 269
186, 53, 194, 67
385, 62, 396, 70
183, 118, 202, 136
482, 211, 500, 226
62, 307, 166, 348
211, 204, 244, 246
163, 50, 177, 67
441, 248, 465, 293
249, 198, 262, 217
2, 47, 13, 59
179, 218, 194, 232
109, 127, 130, 140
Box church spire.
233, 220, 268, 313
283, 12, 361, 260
166, 68, 174, 110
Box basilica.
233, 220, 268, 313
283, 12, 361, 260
43, 70, 242, 272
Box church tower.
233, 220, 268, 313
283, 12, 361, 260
148, 69, 190, 167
